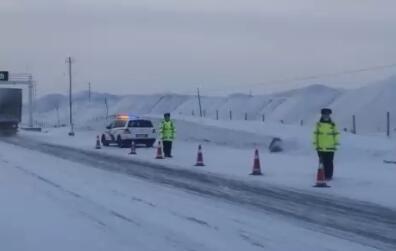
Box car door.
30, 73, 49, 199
111, 120, 127, 139
105, 121, 116, 141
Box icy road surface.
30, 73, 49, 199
0, 137, 395, 251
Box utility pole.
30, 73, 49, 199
197, 88, 203, 118
66, 57, 75, 136
28, 75, 34, 127
352, 114, 356, 134
88, 82, 91, 103
387, 112, 390, 137
104, 96, 109, 122
55, 103, 60, 127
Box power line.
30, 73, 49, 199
199, 62, 396, 93
88, 82, 91, 103
253, 62, 396, 86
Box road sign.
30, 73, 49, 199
0, 71, 9, 81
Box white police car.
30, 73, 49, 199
101, 115, 157, 148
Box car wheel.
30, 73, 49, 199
101, 135, 109, 146
117, 136, 123, 148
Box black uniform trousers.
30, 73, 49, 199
317, 151, 334, 179
163, 140, 173, 157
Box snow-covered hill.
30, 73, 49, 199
26, 75, 396, 133
331, 76, 396, 133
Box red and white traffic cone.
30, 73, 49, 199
155, 140, 164, 159
250, 149, 262, 175
194, 145, 205, 166
129, 141, 136, 155
313, 162, 330, 188
95, 135, 101, 149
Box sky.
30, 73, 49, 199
1, 0, 396, 96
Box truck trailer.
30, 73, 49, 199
0, 88, 22, 133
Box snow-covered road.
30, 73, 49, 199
1, 136, 396, 250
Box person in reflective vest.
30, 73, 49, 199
160, 113, 176, 158
313, 108, 340, 180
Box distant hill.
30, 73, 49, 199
25, 75, 396, 133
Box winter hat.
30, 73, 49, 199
321, 108, 332, 115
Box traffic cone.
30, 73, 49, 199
129, 141, 136, 155
194, 145, 205, 166
95, 135, 101, 149
313, 162, 330, 188
155, 140, 164, 159
250, 149, 262, 175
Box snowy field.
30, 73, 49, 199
2, 140, 390, 251
5, 77, 396, 250
18, 114, 396, 209
2, 111, 396, 250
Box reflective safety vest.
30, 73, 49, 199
313, 122, 340, 152
160, 120, 175, 141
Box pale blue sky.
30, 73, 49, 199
1, 0, 396, 96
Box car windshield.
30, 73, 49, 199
128, 120, 153, 128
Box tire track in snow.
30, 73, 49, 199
2, 136, 396, 251
11, 163, 141, 227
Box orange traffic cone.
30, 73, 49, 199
155, 140, 164, 159
129, 141, 136, 155
95, 135, 101, 149
194, 145, 205, 166
313, 162, 330, 187
250, 149, 262, 175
